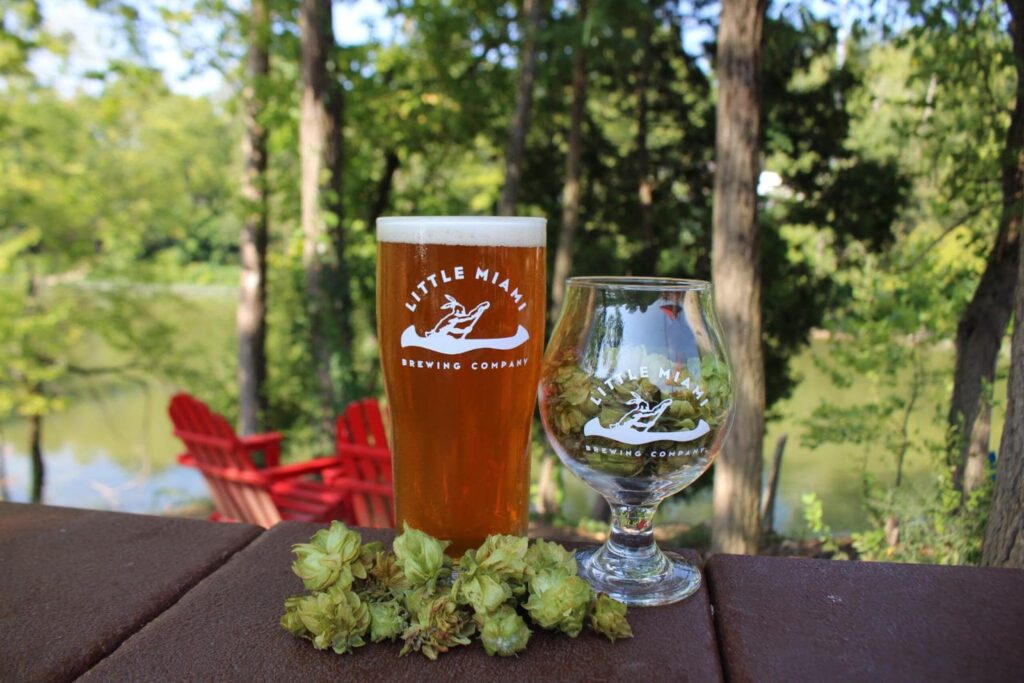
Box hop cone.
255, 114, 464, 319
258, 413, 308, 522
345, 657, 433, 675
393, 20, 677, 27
589, 593, 633, 642
290, 521, 364, 591
523, 570, 593, 637
393, 523, 450, 592
477, 605, 531, 657
400, 594, 475, 660
368, 599, 409, 643
525, 539, 578, 583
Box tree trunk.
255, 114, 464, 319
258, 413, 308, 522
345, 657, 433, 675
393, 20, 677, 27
550, 0, 588, 325
237, 0, 270, 436
981, 0, 1024, 569
499, 0, 545, 216
760, 434, 786, 536
29, 413, 43, 503
300, 0, 344, 440
368, 149, 400, 230
710, 0, 767, 556
535, 454, 559, 519
358, 149, 400, 397
948, 0, 1024, 500
635, 6, 657, 273
983, 219, 1024, 567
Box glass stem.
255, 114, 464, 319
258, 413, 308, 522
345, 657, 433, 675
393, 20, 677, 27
606, 503, 660, 561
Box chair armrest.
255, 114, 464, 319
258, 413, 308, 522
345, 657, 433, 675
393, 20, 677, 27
239, 432, 283, 467
335, 443, 391, 460
261, 455, 345, 481
328, 475, 393, 497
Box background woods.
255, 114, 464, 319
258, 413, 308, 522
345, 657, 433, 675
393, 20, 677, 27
1, 0, 1022, 566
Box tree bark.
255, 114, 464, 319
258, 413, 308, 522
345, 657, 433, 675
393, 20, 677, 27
983, 214, 1024, 567
237, 0, 270, 436
710, 0, 767, 556
300, 0, 344, 440
550, 0, 588, 325
981, 0, 1024, 569
499, 0, 545, 216
948, 0, 1024, 500
29, 413, 43, 503
760, 434, 786, 536
368, 149, 400, 230
635, 6, 657, 273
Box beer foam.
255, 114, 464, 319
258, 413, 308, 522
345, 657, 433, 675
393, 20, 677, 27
377, 216, 546, 247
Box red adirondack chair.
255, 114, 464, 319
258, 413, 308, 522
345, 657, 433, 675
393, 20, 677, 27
169, 393, 353, 528
326, 398, 395, 528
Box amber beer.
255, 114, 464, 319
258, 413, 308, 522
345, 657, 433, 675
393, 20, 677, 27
377, 216, 546, 553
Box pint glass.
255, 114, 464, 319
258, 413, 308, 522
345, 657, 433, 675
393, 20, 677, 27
376, 216, 546, 553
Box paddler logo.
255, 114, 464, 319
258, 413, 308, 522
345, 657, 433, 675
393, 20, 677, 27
583, 391, 710, 445
400, 294, 529, 355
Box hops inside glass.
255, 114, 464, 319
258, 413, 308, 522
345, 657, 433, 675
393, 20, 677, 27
539, 277, 734, 605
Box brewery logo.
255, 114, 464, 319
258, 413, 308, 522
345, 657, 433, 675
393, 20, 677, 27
583, 391, 710, 445
400, 293, 530, 355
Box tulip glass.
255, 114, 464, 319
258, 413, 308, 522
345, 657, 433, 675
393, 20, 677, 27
538, 277, 734, 606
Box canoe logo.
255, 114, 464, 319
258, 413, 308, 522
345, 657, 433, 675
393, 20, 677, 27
583, 391, 709, 445
400, 294, 529, 355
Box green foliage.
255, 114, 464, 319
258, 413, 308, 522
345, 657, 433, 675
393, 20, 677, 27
0, 77, 226, 435
795, 0, 1014, 566
800, 493, 845, 558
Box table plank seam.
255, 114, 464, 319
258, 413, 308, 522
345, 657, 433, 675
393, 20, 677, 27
705, 564, 738, 683
70, 528, 265, 682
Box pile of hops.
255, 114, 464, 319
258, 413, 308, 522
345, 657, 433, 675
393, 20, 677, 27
281, 522, 632, 659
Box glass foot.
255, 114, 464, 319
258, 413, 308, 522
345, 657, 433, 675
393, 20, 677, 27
575, 544, 702, 607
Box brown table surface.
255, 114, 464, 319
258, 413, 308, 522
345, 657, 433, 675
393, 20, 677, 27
2, 502, 1023, 682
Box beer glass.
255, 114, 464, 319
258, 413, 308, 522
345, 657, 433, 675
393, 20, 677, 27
539, 277, 733, 605
377, 216, 546, 554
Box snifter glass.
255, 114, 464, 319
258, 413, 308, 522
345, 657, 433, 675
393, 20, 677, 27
538, 277, 734, 605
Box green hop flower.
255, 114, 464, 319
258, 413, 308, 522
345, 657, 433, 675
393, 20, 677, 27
358, 540, 385, 572
280, 595, 310, 638
523, 570, 593, 637
393, 523, 450, 591
368, 599, 409, 643
370, 550, 411, 594
477, 605, 531, 657
280, 586, 370, 654
525, 539, 578, 582
452, 560, 513, 615
471, 534, 529, 582
290, 521, 363, 591
324, 587, 371, 655
400, 594, 475, 660
289, 593, 331, 646
588, 593, 633, 642
401, 586, 437, 620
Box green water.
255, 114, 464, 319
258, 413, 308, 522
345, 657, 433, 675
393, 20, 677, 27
0, 287, 1006, 535
0, 287, 236, 513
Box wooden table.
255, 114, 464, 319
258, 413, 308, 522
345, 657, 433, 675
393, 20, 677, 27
2, 502, 1022, 682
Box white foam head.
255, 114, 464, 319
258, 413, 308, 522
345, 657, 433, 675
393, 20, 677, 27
377, 216, 546, 247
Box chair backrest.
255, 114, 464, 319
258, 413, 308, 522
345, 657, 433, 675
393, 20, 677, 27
168, 393, 282, 527
335, 399, 394, 528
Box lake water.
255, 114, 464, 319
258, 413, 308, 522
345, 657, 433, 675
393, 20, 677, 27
0, 289, 1007, 535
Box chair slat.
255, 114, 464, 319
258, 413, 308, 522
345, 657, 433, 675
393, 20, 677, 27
345, 402, 370, 445
363, 400, 389, 449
